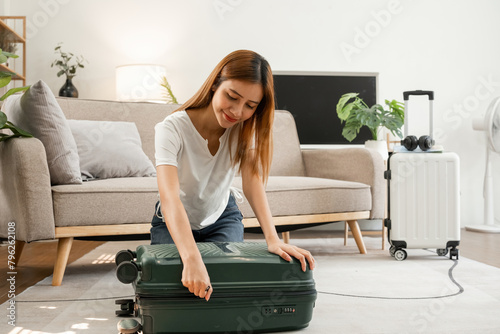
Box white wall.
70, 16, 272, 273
3, 0, 500, 227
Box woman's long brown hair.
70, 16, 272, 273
176, 50, 275, 182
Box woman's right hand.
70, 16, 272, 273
181, 257, 213, 301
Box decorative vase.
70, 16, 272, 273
364, 139, 388, 161
59, 77, 78, 98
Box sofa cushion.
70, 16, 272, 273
56, 98, 179, 163
231, 176, 371, 218
52, 175, 371, 227
52, 177, 158, 227
270, 110, 306, 176
68, 120, 156, 180
2, 80, 82, 185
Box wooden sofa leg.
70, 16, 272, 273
344, 222, 348, 246
282, 231, 290, 244
14, 240, 25, 267
346, 220, 367, 254
52, 237, 74, 286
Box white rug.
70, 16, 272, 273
3, 237, 500, 334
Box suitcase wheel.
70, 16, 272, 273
117, 318, 142, 334
115, 299, 135, 317
116, 261, 139, 284
394, 249, 407, 261
389, 246, 396, 257
450, 248, 459, 260
115, 249, 137, 266
436, 248, 448, 257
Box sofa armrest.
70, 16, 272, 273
302, 148, 385, 219
0, 137, 55, 241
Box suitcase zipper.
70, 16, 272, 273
136, 289, 317, 301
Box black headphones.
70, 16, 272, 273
401, 90, 435, 151
401, 134, 435, 151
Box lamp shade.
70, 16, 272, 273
116, 64, 167, 102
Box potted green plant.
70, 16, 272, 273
0, 49, 31, 141
336, 92, 404, 159
51, 43, 86, 98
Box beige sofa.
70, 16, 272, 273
0, 96, 385, 286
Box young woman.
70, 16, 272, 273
151, 50, 315, 301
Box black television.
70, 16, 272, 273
273, 71, 378, 145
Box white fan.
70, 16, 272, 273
466, 96, 500, 233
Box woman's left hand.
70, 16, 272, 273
267, 240, 315, 272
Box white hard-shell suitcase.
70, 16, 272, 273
384, 91, 460, 261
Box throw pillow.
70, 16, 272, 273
1, 80, 82, 185
67, 120, 156, 180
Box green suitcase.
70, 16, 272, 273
116, 242, 316, 334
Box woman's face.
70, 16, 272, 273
211, 79, 263, 129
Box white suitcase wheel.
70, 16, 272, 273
436, 248, 448, 257
394, 249, 407, 261
389, 246, 396, 257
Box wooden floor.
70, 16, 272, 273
1, 228, 499, 304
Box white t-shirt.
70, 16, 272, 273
154, 110, 238, 230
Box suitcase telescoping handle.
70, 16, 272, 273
403, 90, 434, 101
402, 90, 434, 139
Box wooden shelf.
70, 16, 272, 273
0, 18, 25, 43
0, 16, 26, 85
0, 63, 25, 81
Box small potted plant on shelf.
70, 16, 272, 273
0, 49, 32, 141
336, 92, 404, 159
51, 43, 87, 98
0, 30, 18, 67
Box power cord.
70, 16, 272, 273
318, 258, 464, 300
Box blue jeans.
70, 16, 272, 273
150, 194, 244, 244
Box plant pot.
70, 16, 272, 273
365, 140, 388, 161
59, 77, 78, 98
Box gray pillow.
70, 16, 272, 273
67, 119, 156, 180
1, 80, 82, 185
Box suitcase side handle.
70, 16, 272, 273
403, 90, 434, 101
